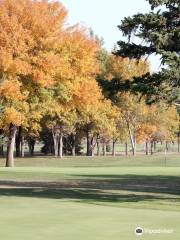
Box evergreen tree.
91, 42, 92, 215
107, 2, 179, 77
115, 0, 180, 104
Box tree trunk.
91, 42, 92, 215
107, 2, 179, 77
97, 140, 100, 156
150, 141, 153, 155
71, 134, 76, 156
128, 127, 135, 153
91, 147, 95, 157
28, 138, 35, 156
106, 143, 111, 152
53, 134, 59, 157
86, 127, 94, 156
0, 145, 4, 157
126, 118, 136, 156
86, 128, 91, 156
125, 142, 128, 156
112, 139, 116, 156
72, 144, 75, 156
6, 124, 17, 167
166, 141, 169, 151
153, 141, 156, 152
21, 136, 25, 157
59, 134, 63, 158
145, 141, 149, 155
102, 141, 106, 156
16, 126, 22, 157
132, 133, 136, 156
52, 125, 64, 158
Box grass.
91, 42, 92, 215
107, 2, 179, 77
0, 154, 180, 239
0, 153, 180, 167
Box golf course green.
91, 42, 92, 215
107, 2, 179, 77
0, 155, 180, 240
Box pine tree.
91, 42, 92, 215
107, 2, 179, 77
115, 0, 180, 104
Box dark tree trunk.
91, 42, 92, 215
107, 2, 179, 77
125, 142, 128, 156
86, 126, 95, 156
150, 141, 153, 155
153, 141, 156, 152
112, 139, 116, 156
106, 143, 111, 152
102, 141, 106, 156
21, 136, 25, 157
86, 127, 92, 156
166, 141, 169, 151
16, 126, 22, 157
28, 138, 35, 156
145, 141, 149, 155
6, 124, 17, 167
0, 129, 4, 157
0, 145, 4, 157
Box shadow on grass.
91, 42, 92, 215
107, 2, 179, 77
0, 187, 179, 204
71, 174, 180, 195
0, 174, 180, 203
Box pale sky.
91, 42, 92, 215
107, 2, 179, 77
60, 0, 160, 72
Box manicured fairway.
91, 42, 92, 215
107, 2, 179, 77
0, 155, 180, 240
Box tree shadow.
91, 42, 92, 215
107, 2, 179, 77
0, 187, 179, 204
72, 174, 180, 195
0, 173, 180, 204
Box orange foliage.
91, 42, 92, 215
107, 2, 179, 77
106, 55, 149, 80
0, 107, 24, 127
136, 124, 157, 143
56, 27, 100, 81
72, 78, 102, 111
0, 0, 67, 86
0, 79, 26, 100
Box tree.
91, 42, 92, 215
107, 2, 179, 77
0, 0, 67, 166
98, 53, 150, 155
115, 0, 180, 104
0, 79, 28, 166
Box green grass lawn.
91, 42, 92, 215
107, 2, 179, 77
0, 154, 180, 240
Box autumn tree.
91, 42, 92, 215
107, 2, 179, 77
98, 53, 150, 155
0, 0, 67, 166
46, 26, 100, 158
136, 103, 179, 154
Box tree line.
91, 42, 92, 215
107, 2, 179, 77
0, 0, 179, 167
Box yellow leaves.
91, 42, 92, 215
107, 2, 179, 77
0, 0, 102, 134
0, 79, 26, 101
0, 0, 68, 87
106, 55, 149, 81
113, 89, 179, 143
57, 27, 100, 81
72, 78, 102, 111
0, 50, 13, 72
0, 107, 24, 127
136, 124, 157, 142
97, 100, 119, 138
0, 77, 28, 129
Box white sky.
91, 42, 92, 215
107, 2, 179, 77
60, 0, 161, 72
